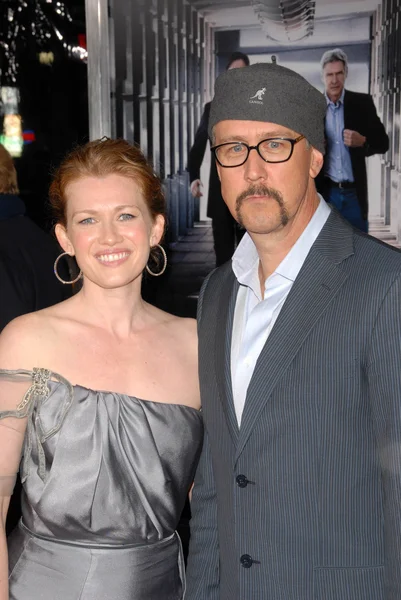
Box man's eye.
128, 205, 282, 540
262, 140, 284, 152
229, 144, 246, 154
118, 213, 135, 221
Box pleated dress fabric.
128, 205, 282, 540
0, 369, 203, 600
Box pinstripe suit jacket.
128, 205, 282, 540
186, 210, 401, 600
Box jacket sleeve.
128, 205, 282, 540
185, 271, 220, 599
367, 274, 401, 599
185, 430, 220, 599
0, 259, 35, 332
187, 104, 210, 184
363, 95, 389, 157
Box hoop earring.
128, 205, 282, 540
146, 244, 167, 277
54, 252, 83, 285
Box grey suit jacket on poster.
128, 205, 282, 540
186, 210, 401, 600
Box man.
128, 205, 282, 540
186, 62, 401, 600
187, 52, 249, 266
317, 48, 388, 232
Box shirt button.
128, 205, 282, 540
236, 474, 249, 488
240, 554, 254, 568
244, 357, 251, 366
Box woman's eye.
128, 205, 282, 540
79, 217, 95, 225
118, 213, 135, 221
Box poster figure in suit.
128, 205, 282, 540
186, 62, 401, 600
317, 48, 389, 232
187, 52, 249, 267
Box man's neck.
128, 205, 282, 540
326, 89, 344, 104
251, 193, 320, 292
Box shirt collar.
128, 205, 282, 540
232, 195, 331, 297
325, 88, 345, 106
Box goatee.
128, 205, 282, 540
235, 185, 289, 228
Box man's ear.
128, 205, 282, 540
55, 223, 75, 255
309, 148, 324, 179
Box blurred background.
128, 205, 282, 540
0, 0, 399, 240
1, 0, 400, 556
0, 1, 88, 229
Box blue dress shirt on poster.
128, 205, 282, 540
324, 89, 354, 183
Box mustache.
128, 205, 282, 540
235, 185, 289, 228
236, 185, 284, 208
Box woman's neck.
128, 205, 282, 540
73, 277, 152, 337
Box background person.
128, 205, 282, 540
0, 144, 70, 332
317, 47, 389, 231
0, 138, 202, 600
0, 143, 71, 537
186, 62, 401, 600
187, 52, 250, 267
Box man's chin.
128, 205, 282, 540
239, 214, 284, 235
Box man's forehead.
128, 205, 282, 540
214, 120, 299, 140
324, 61, 345, 74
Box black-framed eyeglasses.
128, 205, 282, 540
211, 135, 305, 168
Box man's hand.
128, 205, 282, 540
190, 179, 203, 198
343, 129, 366, 148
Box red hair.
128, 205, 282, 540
49, 138, 166, 229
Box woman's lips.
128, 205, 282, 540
95, 250, 131, 266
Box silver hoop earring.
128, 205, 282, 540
54, 252, 83, 285
146, 244, 167, 277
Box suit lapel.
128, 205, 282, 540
214, 268, 240, 445
235, 211, 354, 461
343, 89, 353, 130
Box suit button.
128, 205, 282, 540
236, 474, 249, 488
240, 554, 253, 568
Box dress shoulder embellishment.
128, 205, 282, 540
17, 368, 51, 413
0, 367, 73, 484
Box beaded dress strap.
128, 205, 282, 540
0, 368, 73, 483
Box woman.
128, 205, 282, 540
0, 139, 203, 600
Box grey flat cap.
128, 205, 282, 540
209, 62, 326, 155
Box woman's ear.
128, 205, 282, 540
55, 223, 75, 255
150, 214, 165, 246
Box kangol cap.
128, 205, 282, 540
208, 62, 326, 155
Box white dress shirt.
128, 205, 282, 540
231, 196, 331, 426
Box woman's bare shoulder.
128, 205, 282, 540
0, 304, 66, 369
145, 302, 196, 330
145, 304, 198, 353
171, 315, 197, 335
1, 310, 46, 337
161, 311, 197, 340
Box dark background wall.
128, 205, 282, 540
0, 0, 88, 231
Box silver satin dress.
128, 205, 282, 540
0, 368, 203, 600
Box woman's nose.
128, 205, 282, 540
99, 221, 123, 245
